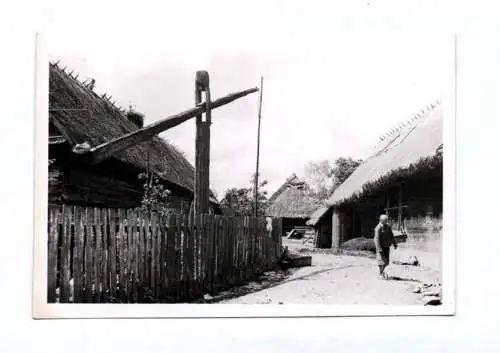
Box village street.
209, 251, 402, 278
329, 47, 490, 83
220, 240, 441, 305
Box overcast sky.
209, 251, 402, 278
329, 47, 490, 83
42, 0, 454, 197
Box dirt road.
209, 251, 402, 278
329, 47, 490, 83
221, 241, 441, 305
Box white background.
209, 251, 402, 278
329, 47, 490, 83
1, 1, 500, 352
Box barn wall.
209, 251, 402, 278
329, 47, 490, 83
316, 208, 333, 248
400, 173, 442, 253
345, 167, 443, 251
48, 152, 194, 212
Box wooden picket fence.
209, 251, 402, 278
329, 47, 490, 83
47, 205, 283, 303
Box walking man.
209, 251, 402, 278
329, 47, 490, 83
374, 214, 398, 279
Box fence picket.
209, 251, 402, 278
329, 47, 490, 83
200, 213, 207, 291
47, 207, 59, 303
165, 215, 175, 300
184, 214, 193, 298
108, 208, 117, 301
149, 214, 156, 299
59, 206, 72, 303
101, 208, 109, 301
72, 206, 83, 302
94, 208, 103, 302
117, 209, 127, 302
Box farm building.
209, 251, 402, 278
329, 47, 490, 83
48, 62, 220, 214
266, 174, 319, 236
308, 102, 443, 251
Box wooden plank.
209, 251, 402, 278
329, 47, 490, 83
192, 213, 198, 297
137, 212, 144, 297
108, 208, 117, 301
166, 215, 177, 301
198, 213, 206, 292
60, 205, 72, 303
221, 216, 227, 284
203, 214, 211, 292
223, 216, 229, 283
72, 206, 84, 303
210, 215, 218, 293
184, 214, 193, 298
144, 213, 151, 298
89, 87, 259, 164
248, 217, 253, 279
159, 215, 167, 300
235, 216, 241, 284
144, 214, 151, 293
117, 209, 127, 302
183, 214, 190, 297
242, 216, 247, 281
213, 216, 220, 286
47, 207, 59, 303
255, 217, 259, 275
124, 209, 132, 302
232, 217, 238, 284
228, 217, 235, 284
191, 213, 198, 293
83, 207, 93, 303
205, 215, 212, 293
149, 213, 157, 299
176, 214, 184, 300
93, 208, 103, 302
223, 216, 230, 283
101, 208, 110, 301
130, 210, 138, 302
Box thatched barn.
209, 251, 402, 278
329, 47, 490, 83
266, 174, 319, 235
48, 62, 220, 213
308, 102, 443, 251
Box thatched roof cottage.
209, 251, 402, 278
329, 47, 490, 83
266, 174, 319, 235
49, 62, 219, 213
308, 102, 443, 250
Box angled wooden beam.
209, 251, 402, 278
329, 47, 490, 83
82, 86, 259, 164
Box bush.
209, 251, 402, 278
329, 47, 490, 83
341, 237, 376, 252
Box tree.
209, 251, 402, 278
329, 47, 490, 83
220, 174, 269, 216
303, 160, 334, 201
303, 157, 363, 202
331, 157, 362, 187
137, 171, 172, 216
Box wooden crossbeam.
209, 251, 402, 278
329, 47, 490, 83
82, 86, 259, 164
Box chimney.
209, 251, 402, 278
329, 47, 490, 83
126, 106, 144, 128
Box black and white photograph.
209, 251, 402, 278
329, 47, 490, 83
32, 8, 455, 318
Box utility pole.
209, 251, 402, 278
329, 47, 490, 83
254, 76, 264, 219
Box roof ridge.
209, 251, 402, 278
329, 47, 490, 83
50, 61, 128, 114
376, 100, 441, 144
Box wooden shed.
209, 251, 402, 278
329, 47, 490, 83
48, 62, 220, 213
309, 102, 443, 251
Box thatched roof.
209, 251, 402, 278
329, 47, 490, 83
266, 174, 319, 218
306, 206, 330, 226
307, 102, 443, 224
49, 62, 217, 202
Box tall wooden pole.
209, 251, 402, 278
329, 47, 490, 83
254, 76, 264, 219
194, 71, 212, 217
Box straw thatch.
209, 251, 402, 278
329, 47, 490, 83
306, 206, 330, 227
49, 62, 217, 202
308, 102, 443, 222
330, 102, 443, 206
266, 174, 320, 218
